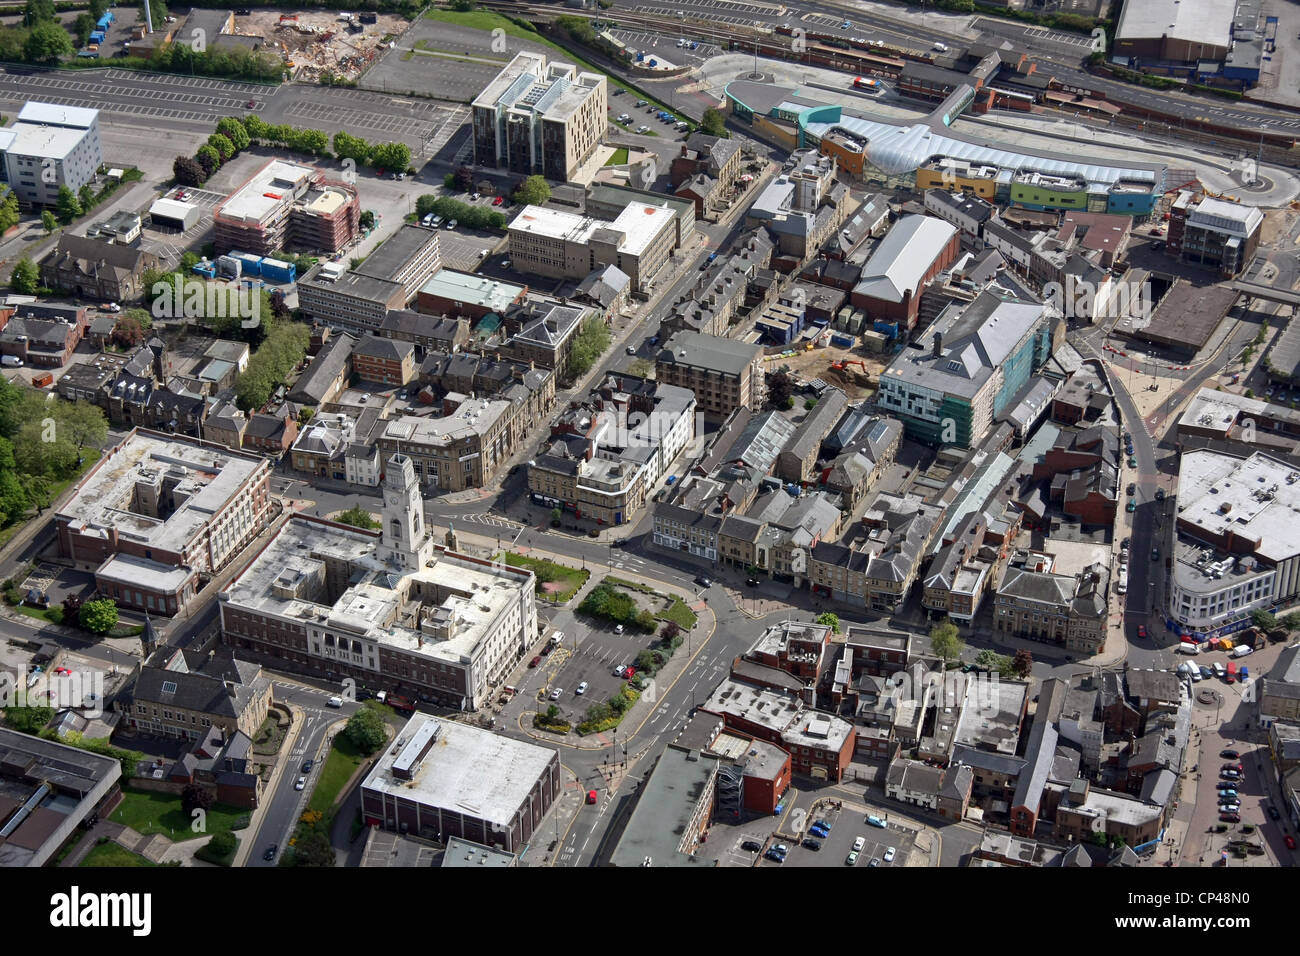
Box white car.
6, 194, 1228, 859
549, 687, 562, 700
1219, 802, 1241, 813
883, 846, 896, 863
295, 776, 306, 791
614, 624, 625, 634
636, 125, 651, 134
852, 836, 865, 852
613, 665, 626, 677
576, 681, 589, 695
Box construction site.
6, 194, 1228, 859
242, 9, 409, 82
765, 342, 886, 402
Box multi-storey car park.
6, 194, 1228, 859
212, 158, 360, 256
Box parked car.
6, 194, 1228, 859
613, 665, 627, 677
852, 836, 866, 852
636, 125, 650, 134
1128, 456, 1138, 468
866, 815, 886, 828
869, 857, 881, 867
845, 850, 859, 865
801, 838, 822, 851
1221, 749, 1240, 759
576, 681, 588, 695
445, 219, 457, 230
741, 840, 761, 852
1220, 812, 1241, 823
549, 687, 562, 700
493, 196, 504, 206
528, 655, 541, 668
1127, 482, 1136, 496
1268, 806, 1281, 820
1155, 488, 1165, 500
1126, 499, 1136, 513
1223, 763, 1244, 773
614, 624, 624, 634
883, 846, 896, 863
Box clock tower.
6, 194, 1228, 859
380, 454, 433, 570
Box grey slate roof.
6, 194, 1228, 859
288, 332, 355, 405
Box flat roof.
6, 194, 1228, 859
1178, 449, 1300, 563
608, 201, 675, 257
419, 270, 525, 311
1116, 0, 1233, 49
658, 329, 761, 377
16, 102, 98, 129
354, 224, 437, 282
95, 553, 194, 590
217, 159, 314, 225
57, 430, 265, 555
222, 516, 533, 667
1116, 280, 1237, 351
7, 123, 92, 162
610, 745, 717, 867
361, 712, 555, 827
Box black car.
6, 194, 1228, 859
746, 577, 759, 587
1221, 749, 1240, 759
302, 759, 314, 773
1154, 488, 1165, 500
802, 838, 822, 851
263, 844, 277, 861
1127, 482, 1136, 496
694, 575, 712, 589
1124, 431, 1132, 443
1268, 806, 1281, 821
1121, 537, 1130, 550
741, 840, 762, 852
1151, 548, 1160, 561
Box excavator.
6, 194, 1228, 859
828, 359, 871, 388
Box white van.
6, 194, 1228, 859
932, 41, 948, 52
1176, 642, 1200, 655
1232, 644, 1254, 658
1212, 661, 1226, 678
549, 630, 563, 647
326, 695, 343, 708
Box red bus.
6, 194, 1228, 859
1225, 661, 1237, 684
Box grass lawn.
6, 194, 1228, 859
604, 147, 629, 166
51, 828, 87, 866
80, 842, 156, 867
307, 733, 369, 818
109, 786, 249, 842
494, 552, 589, 602
12, 604, 63, 626
661, 596, 698, 631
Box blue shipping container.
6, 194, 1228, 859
232, 252, 263, 277
191, 262, 216, 278
830, 333, 854, 348
90, 32, 105, 42
259, 258, 296, 283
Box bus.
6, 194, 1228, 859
854, 76, 880, 91
1225, 661, 1237, 684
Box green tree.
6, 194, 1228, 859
205, 830, 237, 860
332, 131, 372, 166
55, 185, 82, 224
10, 256, 39, 294
550, 507, 562, 526
928, 618, 963, 664
344, 707, 386, 754
298, 406, 315, 426
635, 608, 656, 632
24, 22, 73, 63
815, 612, 841, 633
215, 116, 250, 152
0, 469, 27, 525
78, 183, 94, 211
372, 142, 411, 172
141, 0, 168, 28
359, 210, 375, 231
74, 12, 95, 46
89, 0, 108, 20
513, 174, 550, 207
40, 210, 56, 234
567, 316, 612, 378
0, 193, 21, 234
79, 598, 119, 634
207, 133, 235, 162
23, 0, 56, 26
290, 827, 335, 866
195, 144, 221, 176
701, 108, 728, 138
1250, 609, 1278, 631
4, 704, 54, 733
335, 506, 378, 530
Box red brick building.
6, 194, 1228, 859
352, 334, 415, 387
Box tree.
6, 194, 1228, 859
1012, 648, 1033, 678
343, 708, 386, 754
635, 609, 657, 632
174, 155, 206, 187
207, 133, 235, 162
74, 13, 95, 47
335, 506, 378, 530
359, 210, 376, 231
297, 406, 315, 426
567, 316, 612, 377
205, 831, 237, 860
1250, 609, 1277, 631
141, 0, 168, 28
661, 620, 681, 642
4, 703, 54, 733
181, 783, 213, 816
215, 116, 250, 152
550, 507, 562, 527
701, 108, 728, 138
0, 193, 20, 235
111, 315, 147, 349
55, 185, 82, 225
89, 0, 108, 20
453, 165, 475, 192
513, 174, 550, 207
79, 598, 118, 634
78, 183, 94, 211
61, 592, 83, 624
10, 257, 39, 294
928, 618, 963, 664
0, 470, 27, 526
332, 131, 372, 166
40, 210, 56, 234
372, 142, 411, 172
195, 144, 221, 176
766, 369, 795, 408
816, 611, 841, 633
24, 23, 73, 63
23, 0, 56, 26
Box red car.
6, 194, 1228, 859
492, 196, 504, 206
1136, 625, 1147, 639
1220, 812, 1241, 823
624, 667, 636, 680
246, 99, 256, 108
528, 655, 541, 668
1286, 835, 1297, 850
586, 789, 598, 805
54, 667, 71, 675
